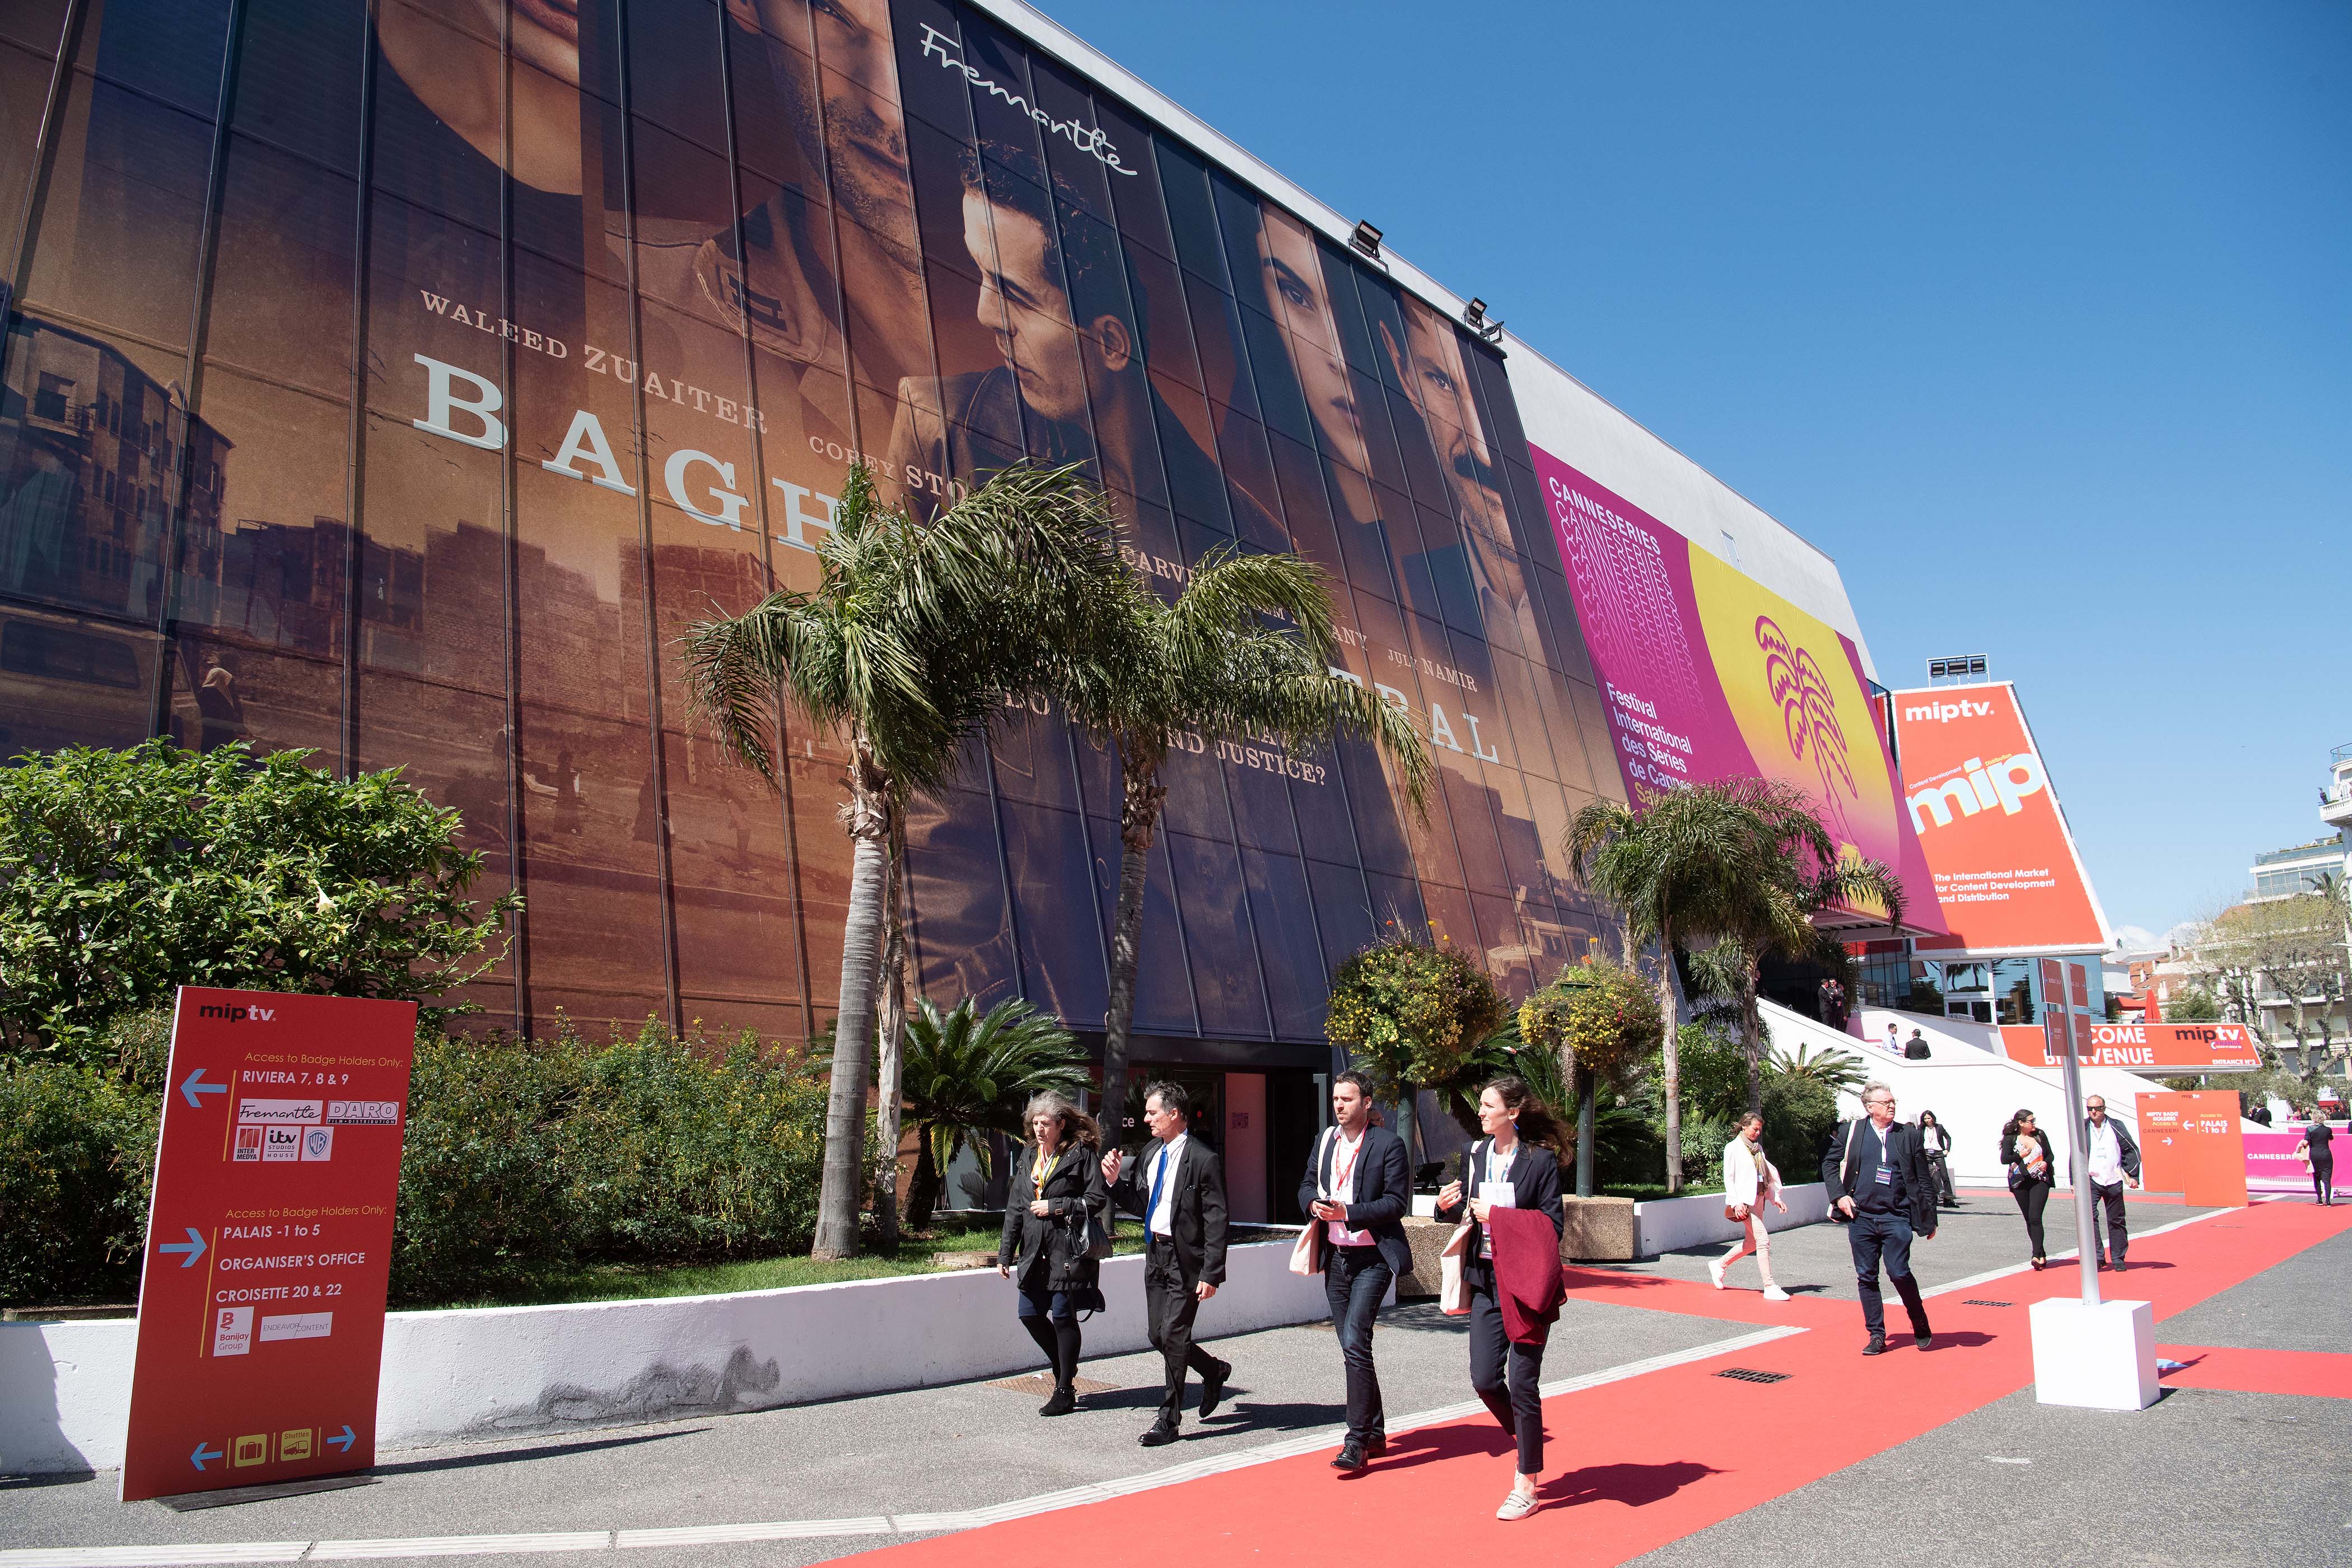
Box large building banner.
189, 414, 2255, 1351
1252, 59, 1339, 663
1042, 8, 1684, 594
1887, 682, 2107, 954
1527, 443, 1940, 928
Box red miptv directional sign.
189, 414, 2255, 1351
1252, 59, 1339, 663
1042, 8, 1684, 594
120, 987, 418, 1502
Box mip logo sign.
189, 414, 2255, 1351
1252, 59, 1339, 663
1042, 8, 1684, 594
1906, 752, 2047, 832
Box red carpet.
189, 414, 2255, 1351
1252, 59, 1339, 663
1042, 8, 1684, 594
862, 1202, 2352, 1566
2157, 1343, 2352, 1399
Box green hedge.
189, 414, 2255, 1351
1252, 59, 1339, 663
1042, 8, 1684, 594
0, 1016, 828, 1308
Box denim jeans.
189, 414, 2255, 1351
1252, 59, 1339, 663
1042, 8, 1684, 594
1323, 1245, 1392, 1443
1846, 1208, 1930, 1338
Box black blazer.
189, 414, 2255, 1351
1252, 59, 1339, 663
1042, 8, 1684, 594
997, 1141, 1109, 1290
1822, 1119, 1938, 1233
2071, 1117, 2142, 1184
1108, 1133, 1230, 1285
1433, 1137, 1565, 1259
1294, 1124, 1413, 1276
1999, 1126, 2058, 1189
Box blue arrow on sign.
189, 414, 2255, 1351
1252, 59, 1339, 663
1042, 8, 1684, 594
326, 1425, 356, 1453
191, 1441, 223, 1471
158, 1228, 207, 1268
180, 1068, 227, 1109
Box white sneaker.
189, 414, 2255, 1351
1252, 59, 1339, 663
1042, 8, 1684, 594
1707, 1259, 1725, 1290
1496, 1489, 1539, 1521
1762, 1286, 1791, 1301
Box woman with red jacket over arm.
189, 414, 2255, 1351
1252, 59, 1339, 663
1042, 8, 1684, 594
1434, 1076, 1566, 1521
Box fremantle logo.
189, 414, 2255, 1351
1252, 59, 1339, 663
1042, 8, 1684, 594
918, 25, 1141, 176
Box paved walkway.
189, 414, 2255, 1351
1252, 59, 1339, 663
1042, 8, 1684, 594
5, 1194, 2346, 1568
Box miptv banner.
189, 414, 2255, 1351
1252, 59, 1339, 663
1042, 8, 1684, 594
1996, 1020, 2262, 1073
1887, 682, 2108, 954
1528, 444, 1943, 932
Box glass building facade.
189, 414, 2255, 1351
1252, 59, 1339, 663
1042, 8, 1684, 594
0, 1, 1628, 1202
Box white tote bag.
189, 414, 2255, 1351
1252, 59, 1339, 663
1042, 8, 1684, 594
1438, 1223, 1474, 1315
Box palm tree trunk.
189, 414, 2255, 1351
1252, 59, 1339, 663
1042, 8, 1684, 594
1742, 953, 1767, 1118
906, 1121, 940, 1232
1658, 926, 1682, 1196
868, 813, 909, 1253
814, 737, 890, 1261
1101, 744, 1166, 1151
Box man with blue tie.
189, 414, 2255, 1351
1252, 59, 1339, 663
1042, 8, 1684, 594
1102, 1081, 1232, 1446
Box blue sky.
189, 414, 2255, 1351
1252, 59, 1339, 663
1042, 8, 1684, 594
1034, 0, 2351, 945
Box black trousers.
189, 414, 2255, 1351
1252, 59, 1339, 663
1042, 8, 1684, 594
1466, 1261, 1546, 1474
1926, 1154, 1957, 1206
2092, 1180, 2130, 1262
2012, 1180, 2050, 1257
1144, 1237, 1219, 1414
1323, 1245, 1392, 1443
1846, 1209, 1930, 1339
2314, 1156, 2335, 1204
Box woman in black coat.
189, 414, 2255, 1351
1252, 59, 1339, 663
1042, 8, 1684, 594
996, 1091, 1109, 1416
1999, 1108, 2059, 1268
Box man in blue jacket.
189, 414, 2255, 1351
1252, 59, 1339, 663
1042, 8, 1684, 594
1297, 1070, 1413, 1472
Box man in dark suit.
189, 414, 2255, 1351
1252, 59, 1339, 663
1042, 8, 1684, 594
1822, 1081, 1937, 1354
1103, 1081, 1231, 1446
1296, 1070, 1412, 1472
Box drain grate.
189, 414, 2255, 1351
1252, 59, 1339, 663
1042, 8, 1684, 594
1714, 1368, 1789, 1384
1961, 1299, 2013, 1306
987, 1371, 1120, 1396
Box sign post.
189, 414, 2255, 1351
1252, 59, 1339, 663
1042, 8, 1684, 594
120, 987, 418, 1502
2026, 1017, 2158, 1411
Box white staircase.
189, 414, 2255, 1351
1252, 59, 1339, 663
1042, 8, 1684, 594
1757, 1000, 2181, 1188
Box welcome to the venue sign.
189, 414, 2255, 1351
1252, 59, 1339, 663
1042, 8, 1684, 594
120, 988, 417, 1502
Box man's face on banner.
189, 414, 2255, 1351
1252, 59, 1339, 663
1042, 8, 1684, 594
964, 188, 1090, 426
804, 0, 914, 246
1254, 211, 1370, 476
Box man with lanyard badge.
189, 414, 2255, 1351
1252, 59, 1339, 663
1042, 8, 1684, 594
1296, 1071, 1411, 1472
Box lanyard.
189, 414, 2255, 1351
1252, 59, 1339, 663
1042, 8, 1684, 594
1032, 1147, 1053, 1196
1328, 1130, 1363, 1198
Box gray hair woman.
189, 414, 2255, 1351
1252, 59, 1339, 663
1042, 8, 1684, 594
996, 1091, 1109, 1415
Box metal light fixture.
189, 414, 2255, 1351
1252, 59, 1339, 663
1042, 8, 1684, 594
1926, 654, 1988, 684
1348, 220, 1383, 259
1463, 297, 1504, 344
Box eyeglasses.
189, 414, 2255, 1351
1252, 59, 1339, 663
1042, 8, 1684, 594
1866, 1098, 1896, 1108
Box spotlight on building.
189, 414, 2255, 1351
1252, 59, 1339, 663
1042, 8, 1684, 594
1349, 220, 1383, 259
1463, 297, 1504, 344
1926, 654, 1989, 685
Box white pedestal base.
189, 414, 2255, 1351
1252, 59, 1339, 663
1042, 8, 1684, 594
2028, 1297, 2158, 1411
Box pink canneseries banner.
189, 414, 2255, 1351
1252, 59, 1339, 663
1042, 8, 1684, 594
1526, 444, 1943, 932
2246, 1122, 2347, 1193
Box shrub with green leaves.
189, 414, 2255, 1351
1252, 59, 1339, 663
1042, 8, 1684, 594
1516, 959, 1664, 1093
0, 1057, 158, 1304
0, 741, 520, 1059
0, 1014, 831, 1308
1326, 934, 1504, 1102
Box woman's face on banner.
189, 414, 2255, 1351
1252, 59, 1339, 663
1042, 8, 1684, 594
1254, 211, 1369, 475
1390, 299, 1508, 542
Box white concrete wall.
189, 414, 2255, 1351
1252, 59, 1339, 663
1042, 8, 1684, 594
1632, 1182, 1833, 1256
0, 1238, 1326, 1477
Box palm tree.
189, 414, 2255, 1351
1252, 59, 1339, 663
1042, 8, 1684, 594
1768, 1039, 1869, 1095
682, 460, 1131, 1258
1065, 544, 1432, 1147
899, 995, 1090, 1231
1567, 779, 1855, 1194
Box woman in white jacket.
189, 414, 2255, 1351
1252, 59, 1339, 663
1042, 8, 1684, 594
1710, 1112, 1790, 1300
